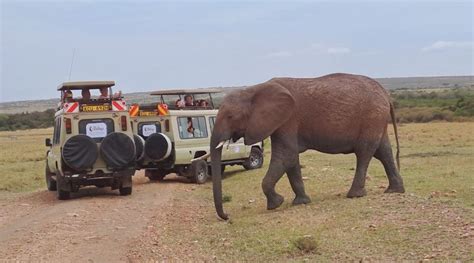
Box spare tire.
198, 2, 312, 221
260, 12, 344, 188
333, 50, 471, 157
100, 132, 136, 169
62, 135, 98, 171
144, 133, 172, 160
134, 134, 145, 160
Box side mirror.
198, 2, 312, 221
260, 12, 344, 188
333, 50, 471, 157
45, 138, 52, 147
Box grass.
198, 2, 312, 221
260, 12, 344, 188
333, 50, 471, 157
0, 128, 52, 192
1, 123, 473, 261
171, 122, 474, 261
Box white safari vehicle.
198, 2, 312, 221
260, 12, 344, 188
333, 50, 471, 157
130, 89, 264, 184
45, 81, 136, 199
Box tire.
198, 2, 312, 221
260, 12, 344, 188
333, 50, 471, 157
133, 135, 145, 161
243, 147, 264, 170
100, 132, 136, 169
189, 160, 209, 184
45, 164, 57, 191
62, 135, 98, 171
57, 188, 70, 200
145, 169, 168, 181
144, 133, 172, 160
119, 186, 132, 196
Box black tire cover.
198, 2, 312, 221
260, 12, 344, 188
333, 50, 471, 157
100, 132, 136, 169
62, 135, 98, 171
145, 133, 171, 160
133, 134, 145, 160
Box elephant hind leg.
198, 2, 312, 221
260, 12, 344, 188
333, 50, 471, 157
374, 133, 405, 193
347, 143, 378, 198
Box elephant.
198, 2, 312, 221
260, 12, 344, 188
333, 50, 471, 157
210, 73, 405, 220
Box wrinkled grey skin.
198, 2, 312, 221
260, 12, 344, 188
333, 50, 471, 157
211, 73, 405, 220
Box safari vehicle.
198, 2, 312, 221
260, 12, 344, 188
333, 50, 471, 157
129, 89, 264, 184
45, 81, 136, 200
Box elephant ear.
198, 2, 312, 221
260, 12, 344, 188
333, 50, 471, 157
244, 82, 296, 145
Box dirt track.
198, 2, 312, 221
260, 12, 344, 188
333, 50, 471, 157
0, 172, 202, 262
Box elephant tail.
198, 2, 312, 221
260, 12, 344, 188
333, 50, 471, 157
390, 102, 400, 171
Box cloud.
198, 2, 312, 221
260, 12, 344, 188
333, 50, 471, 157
422, 41, 473, 52
327, 47, 351, 54
266, 51, 293, 58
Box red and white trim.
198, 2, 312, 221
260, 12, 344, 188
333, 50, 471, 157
112, 100, 128, 111
63, 102, 79, 113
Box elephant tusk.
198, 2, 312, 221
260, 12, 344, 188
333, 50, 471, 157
191, 152, 211, 162
215, 141, 226, 149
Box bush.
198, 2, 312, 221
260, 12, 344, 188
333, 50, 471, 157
0, 109, 55, 131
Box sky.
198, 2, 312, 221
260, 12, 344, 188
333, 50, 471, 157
1, 0, 473, 102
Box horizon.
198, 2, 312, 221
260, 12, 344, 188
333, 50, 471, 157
1, 1, 473, 102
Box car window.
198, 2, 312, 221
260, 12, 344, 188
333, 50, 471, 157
178, 116, 208, 139
138, 122, 162, 138
53, 118, 61, 145
209, 117, 216, 132
78, 119, 114, 142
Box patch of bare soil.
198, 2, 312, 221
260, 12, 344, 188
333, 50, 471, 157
0, 172, 206, 262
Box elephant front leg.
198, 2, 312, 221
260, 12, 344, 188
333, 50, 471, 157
262, 160, 286, 210
286, 161, 311, 206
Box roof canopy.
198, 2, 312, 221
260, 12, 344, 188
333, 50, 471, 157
150, 88, 222, 96
57, 81, 115, 91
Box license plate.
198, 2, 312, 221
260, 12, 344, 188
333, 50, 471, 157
81, 105, 110, 112
139, 111, 157, 116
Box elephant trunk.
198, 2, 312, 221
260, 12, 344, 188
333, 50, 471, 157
210, 134, 229, 220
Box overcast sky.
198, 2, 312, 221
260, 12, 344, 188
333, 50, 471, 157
1, 0, 473, 102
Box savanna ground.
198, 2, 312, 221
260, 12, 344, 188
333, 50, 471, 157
0, 122, 473, 261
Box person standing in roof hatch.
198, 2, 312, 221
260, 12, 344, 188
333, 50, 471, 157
184, 95, 195, 106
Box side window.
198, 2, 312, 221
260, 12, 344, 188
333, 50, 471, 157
53, 118, 61, 145
178, 116, 208, 139
209, 117, 216, 132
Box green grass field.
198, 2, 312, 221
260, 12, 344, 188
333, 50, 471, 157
174, 122, 474, 261
1, 123, 473, 261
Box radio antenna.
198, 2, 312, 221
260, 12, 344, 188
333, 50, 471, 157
68, 48, 76, 80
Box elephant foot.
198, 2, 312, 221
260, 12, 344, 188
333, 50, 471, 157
292, 195, 311, 206
346, 187, 367, 198
267, 194, 284, 210
384, 185, 405, 193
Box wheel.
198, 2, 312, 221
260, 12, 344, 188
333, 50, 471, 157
243, 147, 264, 170
145, 169, 168, 181
56, 176, 70, 200
119, 186, 132, 196
189, 160, 209, 184
45, 164, 57, 191
57, 188, 70, 200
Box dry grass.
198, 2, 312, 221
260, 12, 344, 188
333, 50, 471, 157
155, 122, 474, 261
0, 128, 52, 192
1, 124, 473, 261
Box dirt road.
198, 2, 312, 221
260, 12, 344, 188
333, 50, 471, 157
0, 172, 203, 262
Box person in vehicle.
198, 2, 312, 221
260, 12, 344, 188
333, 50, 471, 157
184, 95, 194, 106
64, 90, 73, 102
198, 100, 209, 107
81, 89, 91, 103
175, 99, 185, 108
99, 88, 109, 99
187, 117, 194, 135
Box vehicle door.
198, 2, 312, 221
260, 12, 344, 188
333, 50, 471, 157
48, 116, 61, 172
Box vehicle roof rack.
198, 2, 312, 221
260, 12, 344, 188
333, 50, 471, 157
57, 81, 115, 91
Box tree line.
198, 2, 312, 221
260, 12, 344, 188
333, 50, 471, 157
0, 88, 473, 131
